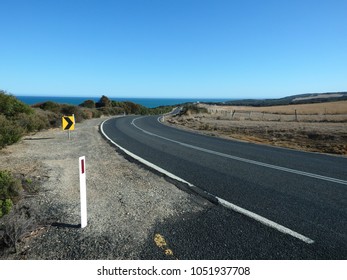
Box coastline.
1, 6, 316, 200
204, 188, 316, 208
15, 95, 231, 108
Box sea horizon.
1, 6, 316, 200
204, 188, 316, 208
15, 95, 233, 108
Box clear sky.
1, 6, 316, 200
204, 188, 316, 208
0, 0, 346, 99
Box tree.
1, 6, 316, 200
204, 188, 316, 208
96, 95, 111, 108
79, 100, 96, 108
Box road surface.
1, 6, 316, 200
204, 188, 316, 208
101, 115, 347, 259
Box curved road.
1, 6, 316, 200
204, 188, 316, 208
101, 115, 347, 259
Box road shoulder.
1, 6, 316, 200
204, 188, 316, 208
0, 117, 211, 259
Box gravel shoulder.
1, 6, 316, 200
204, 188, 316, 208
0, 117, 211, 259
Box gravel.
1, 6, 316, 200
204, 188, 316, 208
0, 117, 211, 259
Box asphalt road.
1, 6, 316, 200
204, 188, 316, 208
101, 115, 347, 259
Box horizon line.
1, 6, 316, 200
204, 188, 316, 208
13, 94, 240, 100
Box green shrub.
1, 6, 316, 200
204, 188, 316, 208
14, 112, 50, 133
80, 109, 93, 119
0, 171, 21, 217
0, 115, 24, 148
79, 100, 96, 108
60, 105, 86, 122
0, 198, 13, 217
0, 91, 33, 117
91, 109, 102, 118
148, 106, 174, 115
0, 198, 14, 218
107, 107, 126, 115
96, 95, 112, 108
0, 91, 51, 148
0, 170, 22, 200
37, 101, 61, 113
34, 108, 60, 128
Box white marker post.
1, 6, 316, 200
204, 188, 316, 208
79, 156, 87, 228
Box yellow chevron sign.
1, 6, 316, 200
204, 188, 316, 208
62, 116, 75, 130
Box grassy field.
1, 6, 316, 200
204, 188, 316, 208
206, 100, 347, 115
167, 101, 347, 155
201, 101, 347, 122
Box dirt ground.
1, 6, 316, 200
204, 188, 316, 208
0, 117, 210, 259
166, 105, 347, 155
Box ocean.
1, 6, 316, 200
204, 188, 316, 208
16, 96, 231, 108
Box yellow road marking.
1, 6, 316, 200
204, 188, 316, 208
154, 233, 177, 259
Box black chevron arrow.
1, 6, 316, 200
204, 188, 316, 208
64, 117, 74, 130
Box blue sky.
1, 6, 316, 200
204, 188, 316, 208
0, 0, 346, 99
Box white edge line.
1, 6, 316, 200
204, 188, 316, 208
157, 113, 347, 160
156, 116, 347, 186
100, 118, 315, 244
217, 198, 314, 244
101, 118, 193, 186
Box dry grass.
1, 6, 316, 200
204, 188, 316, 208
167, 101, 347, 155
204, 100, 347, 115
199, 101, 347, 122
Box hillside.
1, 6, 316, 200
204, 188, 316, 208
220, 92, 347, 107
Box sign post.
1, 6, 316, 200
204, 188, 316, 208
62, 115, 75, 139
79, 156, 87, 228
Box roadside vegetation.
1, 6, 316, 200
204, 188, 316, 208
0, 91, 173, 150
0, 90, 173, 219
0, 171, 21, 218
178, 104, 208, 115
79, 95, 174, 116
0, 91, 49, 149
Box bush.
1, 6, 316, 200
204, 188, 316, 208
0, 91, 52, 148
0, 170, 22, 200
0, 91, 33, 117
99, 107, 124, 116
0, 170, 22, 218
61, 105, 88, 123
91, 109, 102, 118
181, 104, 208, 115
79, 100, 96, 108
33, 108, 60, 128
148, 106, 174, 115
0, 199, 13, 217
14, 113, 50, 133
60, 105, 77, 116
80, 109, 93, 119
36, 101, 61, 113
0, 115, 24, 148
96, 95, 111, 108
